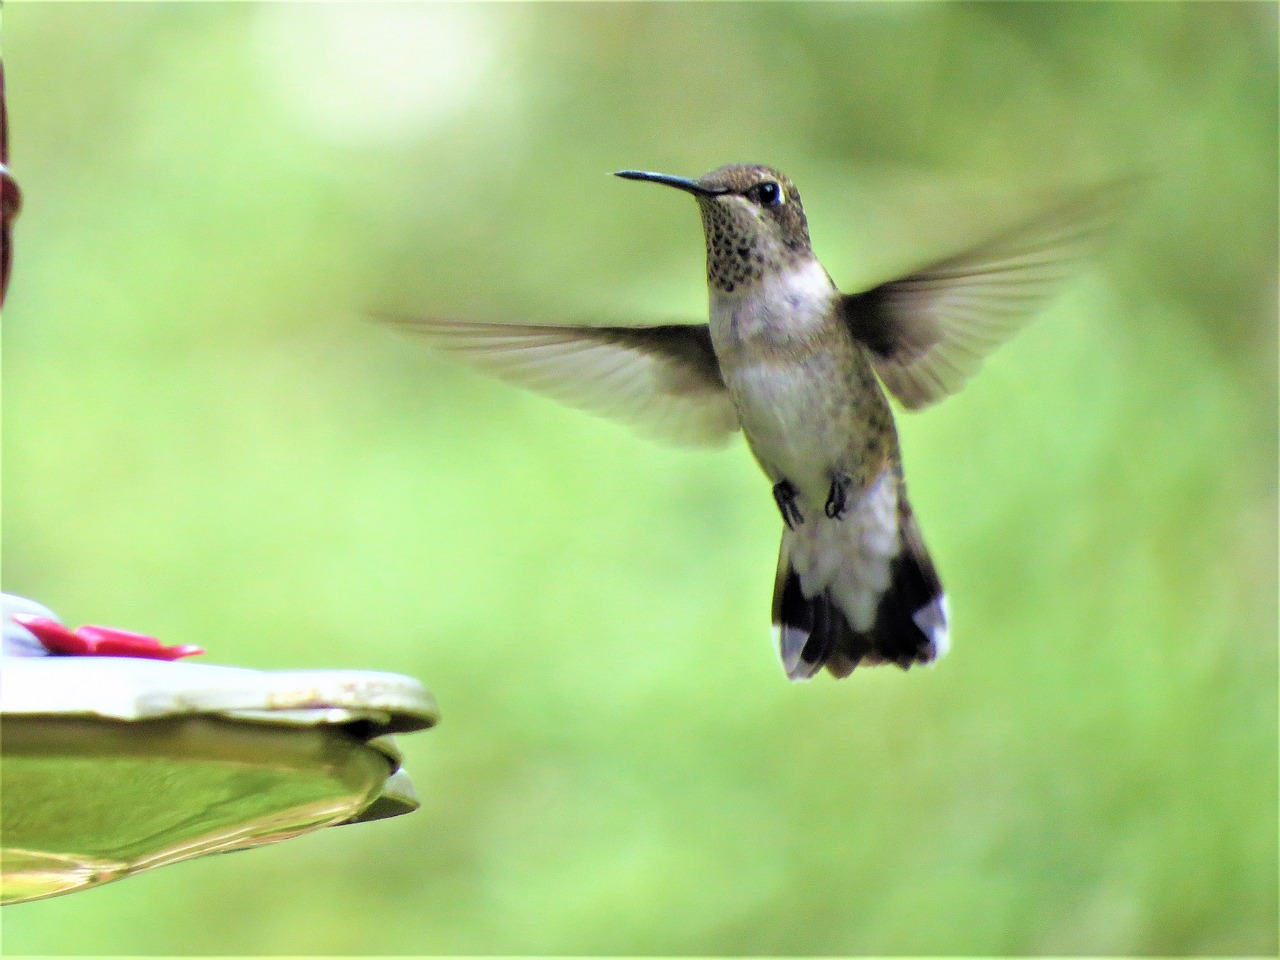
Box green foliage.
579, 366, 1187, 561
4, 3, 1275, 953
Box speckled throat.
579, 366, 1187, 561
696, 195, 813, 295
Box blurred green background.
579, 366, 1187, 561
3, 2, 1275, 954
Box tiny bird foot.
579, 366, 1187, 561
773, 480, 805, 530
825, 473, 853, 519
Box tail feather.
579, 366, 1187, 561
772, 502, 948, 680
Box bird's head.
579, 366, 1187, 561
616, 164, 814, 294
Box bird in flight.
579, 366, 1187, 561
389, 164, 1126, 679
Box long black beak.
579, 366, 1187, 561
614, 170, 726, 197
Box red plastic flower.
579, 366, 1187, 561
11, 615, 204, 660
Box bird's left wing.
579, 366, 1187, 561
384, 317, 740, 448
842, 180, 1135, 411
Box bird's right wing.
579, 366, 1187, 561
843, 179, 1137, 411
383, 317, 740, 448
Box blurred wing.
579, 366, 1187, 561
385, 317, 740, 448
843, 180, 1135, 410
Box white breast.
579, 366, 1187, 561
725, 355, 841, 498
708, 259, 844, 500
709, 258, 835, 344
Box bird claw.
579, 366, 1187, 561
773, 480, 804, 530
825, 473, 852, 519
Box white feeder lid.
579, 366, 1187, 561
1, 651, 439, 905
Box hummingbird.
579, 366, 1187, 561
390, 164, 1125, 680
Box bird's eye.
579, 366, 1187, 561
754, 181, 783, 207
